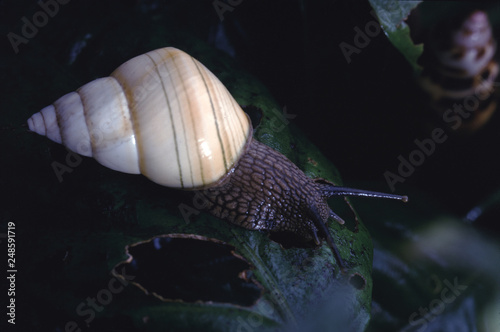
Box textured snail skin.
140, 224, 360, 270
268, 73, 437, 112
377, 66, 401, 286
27, 47, 408, 272
203, 138, 330, 237
199, 137, 408, 271
201, 137, 343, 268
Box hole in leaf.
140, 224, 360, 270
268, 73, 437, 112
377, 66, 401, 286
349, 273, 366, 290
113, 234, 262, 306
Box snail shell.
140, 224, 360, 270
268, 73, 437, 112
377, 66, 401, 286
28, 46, 408, 272
418, 10, 499, 133
27, 47, 251, 189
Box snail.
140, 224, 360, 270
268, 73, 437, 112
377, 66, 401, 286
417, 10, 499, 134
27, 47, 407, 272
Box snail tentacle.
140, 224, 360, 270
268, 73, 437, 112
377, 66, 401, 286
329, 209, 346, 225
27, 46, 408, 273
320, 184, 408, 202
308, 201, 347, 273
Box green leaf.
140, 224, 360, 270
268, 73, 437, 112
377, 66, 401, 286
348, 184, 500, 331
368, 0, 423, 73
4, 3, 375, 331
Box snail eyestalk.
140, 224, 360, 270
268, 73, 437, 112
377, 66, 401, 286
309, 202, 347, 274
316, 184, 407, 273
322, 185, 408, 203
28, 46, 409, 275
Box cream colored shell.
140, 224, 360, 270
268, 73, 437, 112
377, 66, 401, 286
27, 47, 252, 189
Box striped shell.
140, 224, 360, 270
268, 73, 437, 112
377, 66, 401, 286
27, 47, 252, 189
418, 10, 498, 133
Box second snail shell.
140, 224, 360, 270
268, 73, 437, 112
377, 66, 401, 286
28, 47, 251, 189
417, 10, 499, 133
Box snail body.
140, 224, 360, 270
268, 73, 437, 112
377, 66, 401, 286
28, 47, 407, 271
418, 10, 499, 133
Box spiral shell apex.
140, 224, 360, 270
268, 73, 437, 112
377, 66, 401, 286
28, 47, 252, 189
28, 46, 410, 273
418, 10, 499, 133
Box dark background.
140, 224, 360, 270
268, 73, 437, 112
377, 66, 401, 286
2, 0, 500, 330
3, 0, 500, 216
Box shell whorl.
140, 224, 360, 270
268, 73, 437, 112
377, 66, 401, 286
435, 11, 496, 79
417, 10, 499, 133
419, 10, 498, 99
28, 47, 251, 189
